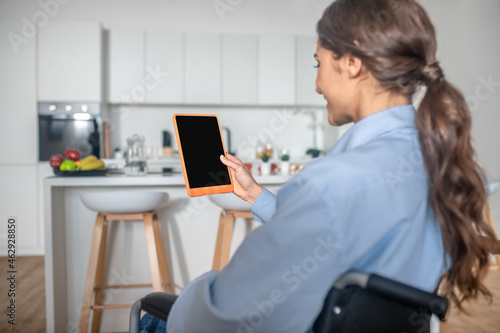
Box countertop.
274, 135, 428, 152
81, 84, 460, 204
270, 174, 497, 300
43, 172, 292, 187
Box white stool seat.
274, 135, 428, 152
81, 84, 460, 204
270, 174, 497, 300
80, 191, 168, 213
209, 193, 252, 211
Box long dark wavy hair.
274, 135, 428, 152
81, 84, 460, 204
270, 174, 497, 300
317, 0, 497, 309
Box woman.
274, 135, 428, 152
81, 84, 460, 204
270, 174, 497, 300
141, 0, 497, 332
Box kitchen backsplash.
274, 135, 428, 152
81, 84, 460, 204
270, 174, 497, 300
106, 105, 339, 161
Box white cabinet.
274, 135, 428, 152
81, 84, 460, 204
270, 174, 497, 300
222, 34, 258, 105
296, 36, 325, 106
38, 21, 102, 102
0, 20, 37, 164
0, 21, 42, 255
145, 31, 184, 104
185, 33, 221, 104
0, 166, 39, 254
37, 163, 55, 251
108, 30, 145, 103
105, 31, 326, 107
258, 34, 296, 105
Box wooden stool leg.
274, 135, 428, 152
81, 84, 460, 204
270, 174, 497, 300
212, 211, 226, 270
144, 213, 163, 292
219, 212, 235, 270
79, 213, 106, 333
152, 213, 172, 293
90, 218, 109, 333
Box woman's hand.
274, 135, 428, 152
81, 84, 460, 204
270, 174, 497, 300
220, 153, 263, 204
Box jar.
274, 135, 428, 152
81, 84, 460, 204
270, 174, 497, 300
124, 134, 148, 176
264, 141, 274, 159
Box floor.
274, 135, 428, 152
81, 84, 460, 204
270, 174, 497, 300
440, 267, 500, 333
1, 256, 46, 333
0, 256, 499, 332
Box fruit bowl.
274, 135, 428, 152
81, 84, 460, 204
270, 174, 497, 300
53, 169, 109, 177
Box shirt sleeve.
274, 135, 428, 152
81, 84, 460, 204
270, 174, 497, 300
166, 175, 344, 333
250, 187, 277, 223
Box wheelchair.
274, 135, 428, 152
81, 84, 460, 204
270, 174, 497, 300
129, 271, 448, 333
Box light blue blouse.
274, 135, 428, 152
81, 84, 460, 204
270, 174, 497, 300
166, 105, 447, 333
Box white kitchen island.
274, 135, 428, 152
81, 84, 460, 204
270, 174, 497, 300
43, 173, 290, 333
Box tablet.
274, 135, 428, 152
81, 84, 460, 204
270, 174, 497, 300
173, 114, 234, 197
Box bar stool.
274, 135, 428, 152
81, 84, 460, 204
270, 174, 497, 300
79, 190, 172, 333
209, 193, 253, 270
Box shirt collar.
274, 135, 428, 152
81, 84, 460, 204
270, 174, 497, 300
328, 104, 417, 155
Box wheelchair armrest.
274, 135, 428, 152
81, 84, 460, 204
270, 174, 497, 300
335, 271, 448, 321
141, 292, 178, 321
129, 292, 178, 333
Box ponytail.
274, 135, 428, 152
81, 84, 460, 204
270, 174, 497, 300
417, 75, 497, 308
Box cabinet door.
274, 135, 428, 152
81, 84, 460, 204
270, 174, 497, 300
0, 166, 39, 254
38, 22, 102, 102
37, 163, 55, 251
0, 20, 37, 164
258, 35, 296, 105
296, 36, 325, 106
185, 33, 221, 104
222, 34, 258, 105
145, 31, 184, 104
108, 30, 145, 103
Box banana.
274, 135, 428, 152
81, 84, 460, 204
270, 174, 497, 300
78, 155, 98, 169
80, 159, 105, 171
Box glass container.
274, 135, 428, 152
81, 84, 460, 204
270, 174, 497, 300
124, 134, 148, 176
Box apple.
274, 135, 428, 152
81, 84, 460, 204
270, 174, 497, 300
64, 149, 81, 161
49, 154, 64, 170
59, 160, 77, 171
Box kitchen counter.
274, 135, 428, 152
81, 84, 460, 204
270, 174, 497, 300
43, 173, 290, 332
44, 172, 292, 187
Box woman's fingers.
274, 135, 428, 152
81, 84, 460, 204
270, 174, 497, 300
220, 154, 261, 203
224, 154, 251, 173
220, 154, 239, 170
225, 153, 243, 165
221, 154, 248, 172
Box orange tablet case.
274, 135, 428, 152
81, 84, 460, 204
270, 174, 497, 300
173, 114, 234, 197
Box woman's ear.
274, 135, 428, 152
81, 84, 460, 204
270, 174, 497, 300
345, 54, 363, 78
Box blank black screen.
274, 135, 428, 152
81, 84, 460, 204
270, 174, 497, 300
176, 116, 231, 188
